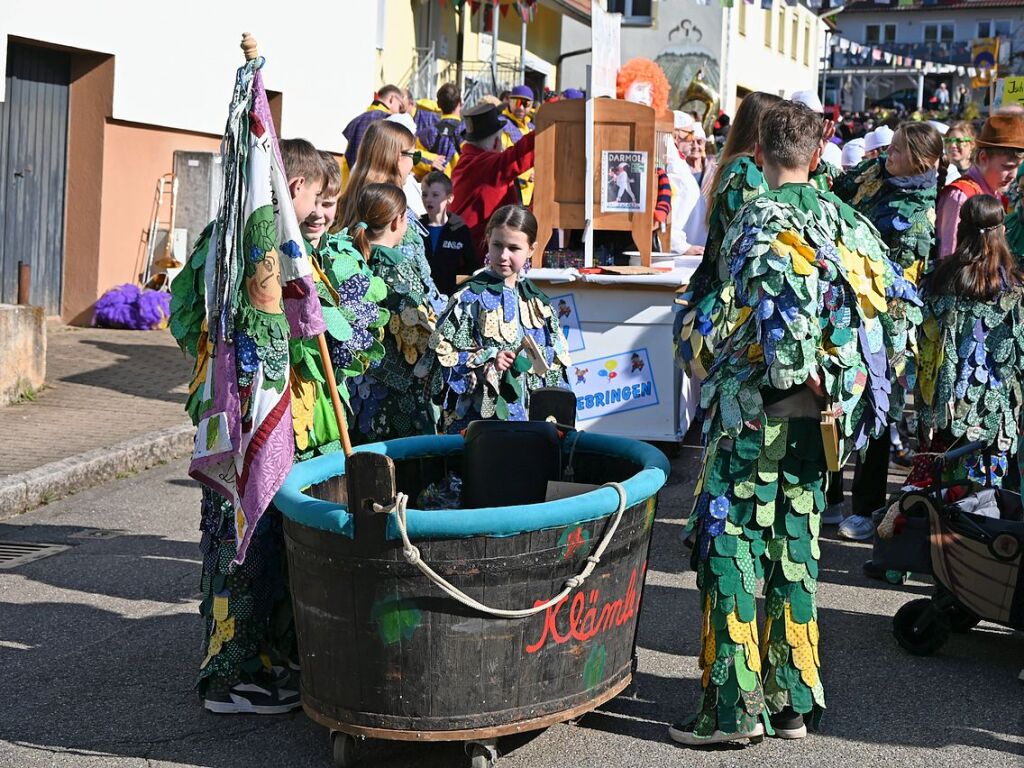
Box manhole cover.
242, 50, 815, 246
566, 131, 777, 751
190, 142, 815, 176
69, 529, 127, 540
0, 541, 70, 569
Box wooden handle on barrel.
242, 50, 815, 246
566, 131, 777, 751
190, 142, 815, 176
241, 32, 258, 61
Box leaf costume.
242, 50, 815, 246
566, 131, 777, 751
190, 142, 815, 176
810, 157, 840, 193
416, 270, 572, 433
675, 156, 766, 378
1006, 172, 1024, 266
681, 183, 918, 739
913, 287, 1024, 486
172, 231, 391, 701
833, 157, 937, 285
347, 242, 446, 442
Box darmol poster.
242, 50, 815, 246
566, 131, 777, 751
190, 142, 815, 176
572, 348, 658, 422
601, 150, 647, 213
549, 293, 585, 353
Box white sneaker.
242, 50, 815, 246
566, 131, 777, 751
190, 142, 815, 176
838, 514, 875, 541
820, 503, 844, 525
668, 721, 764, 747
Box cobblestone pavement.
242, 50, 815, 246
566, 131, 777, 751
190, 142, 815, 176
0, 325, 191, 478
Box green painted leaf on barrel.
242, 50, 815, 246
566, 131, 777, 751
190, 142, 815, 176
370, 593, 422, 645
583, 644, 607, 690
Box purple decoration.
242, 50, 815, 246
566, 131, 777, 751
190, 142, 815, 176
92, 284, 170, 330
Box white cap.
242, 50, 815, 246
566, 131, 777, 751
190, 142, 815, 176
693, 124, 706, 141
926, 120, 949, 135
673, 110, 695, 131
841, 138, 866, 169
790, 89, 824, 113
864, 125, 894, 153
386, 113, 418, 135
821, 142, 843, 168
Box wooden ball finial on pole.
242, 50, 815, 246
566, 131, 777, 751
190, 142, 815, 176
240, 33, 258, 61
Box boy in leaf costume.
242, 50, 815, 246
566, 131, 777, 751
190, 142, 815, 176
416, 205, 570, 432
170, 130, 386, 713
669, 101, 916, 747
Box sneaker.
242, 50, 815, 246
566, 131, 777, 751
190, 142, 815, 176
769, 708, 807, 740
204, 676, 302, 715
838, 514, 875, 541
820, 503, 844, 526
668, 720, 764, 747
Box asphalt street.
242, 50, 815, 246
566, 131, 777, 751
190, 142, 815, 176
0, 450, 1021, 768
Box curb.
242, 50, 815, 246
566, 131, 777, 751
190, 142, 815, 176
0, 424, 195, 520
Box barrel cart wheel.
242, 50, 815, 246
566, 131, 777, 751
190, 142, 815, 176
330, 731, 358, 768
465, 739, 498, 768
893, 598, 951, 656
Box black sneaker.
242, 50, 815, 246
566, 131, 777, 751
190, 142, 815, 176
668, 719, 764, 746
203, 673, 301, 715
769, 707, 807, 740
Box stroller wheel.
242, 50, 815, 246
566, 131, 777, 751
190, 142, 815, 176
945, 603, 981, 634
893, 598, 951, 656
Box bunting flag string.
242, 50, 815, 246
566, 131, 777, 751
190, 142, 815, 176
828, 34, 966, 76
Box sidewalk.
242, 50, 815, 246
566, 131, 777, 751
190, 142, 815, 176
0, 324, 194, 516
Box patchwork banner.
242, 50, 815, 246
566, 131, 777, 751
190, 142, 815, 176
550, 293, 585, 353
572, 348, 659, 421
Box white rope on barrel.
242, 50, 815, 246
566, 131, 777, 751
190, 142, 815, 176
373, 481, 630, 619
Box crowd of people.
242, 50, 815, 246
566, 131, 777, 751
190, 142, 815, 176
168, 69, 1024, 750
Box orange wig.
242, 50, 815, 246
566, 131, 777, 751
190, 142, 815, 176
615, 58, 670, 114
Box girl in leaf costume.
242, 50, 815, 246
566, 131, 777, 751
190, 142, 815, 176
674, 92, 782, 379
670, 102, 916, 748
346, 183, 446, 442
912, 195, 1024, 488
416, 205, 571, 433
1006, 168, 1024, 264
830, 123, 941, 538
834, 123, 942, 285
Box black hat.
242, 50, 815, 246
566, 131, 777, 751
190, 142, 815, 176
463, 103, 506, 142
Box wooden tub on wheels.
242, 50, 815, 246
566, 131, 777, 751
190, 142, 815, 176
274, 429, 670, 767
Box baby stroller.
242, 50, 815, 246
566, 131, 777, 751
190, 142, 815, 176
875, 441, 1024, 656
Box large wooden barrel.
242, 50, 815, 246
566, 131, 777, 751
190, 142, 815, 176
275, 432, 669, 741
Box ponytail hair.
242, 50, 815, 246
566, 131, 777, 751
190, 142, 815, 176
349, 183, 408, 260
485, 204, 538, 246
928, 194, 1022, 300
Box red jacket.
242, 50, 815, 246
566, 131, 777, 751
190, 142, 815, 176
451, 131, 536, 259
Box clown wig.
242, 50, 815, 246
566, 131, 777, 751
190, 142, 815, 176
615, 58, 670, 114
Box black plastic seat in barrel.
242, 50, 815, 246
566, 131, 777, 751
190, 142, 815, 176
462, 420, 561, 508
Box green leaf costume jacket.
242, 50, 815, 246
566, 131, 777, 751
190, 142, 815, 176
347, 243, 447, 442
833, 157, 937, 285
415, 270, 571, 433
917, 287, 1024, 458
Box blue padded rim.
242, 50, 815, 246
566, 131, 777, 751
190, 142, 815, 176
275, 432, 670, 540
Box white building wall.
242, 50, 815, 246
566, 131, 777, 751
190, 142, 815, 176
838, 7, 1023, 46
617, 0, 726, 110
721, 2, 823, 114
0, 0, 382, 152
559, 14, 592, 91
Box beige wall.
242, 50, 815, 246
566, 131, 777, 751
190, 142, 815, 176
723, 1, 822, 114
379, 0, 418, 87
95, 122, 220, 312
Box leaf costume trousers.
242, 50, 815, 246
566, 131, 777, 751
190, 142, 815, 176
196, 488, 296, 694
688, 417, 826, 737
